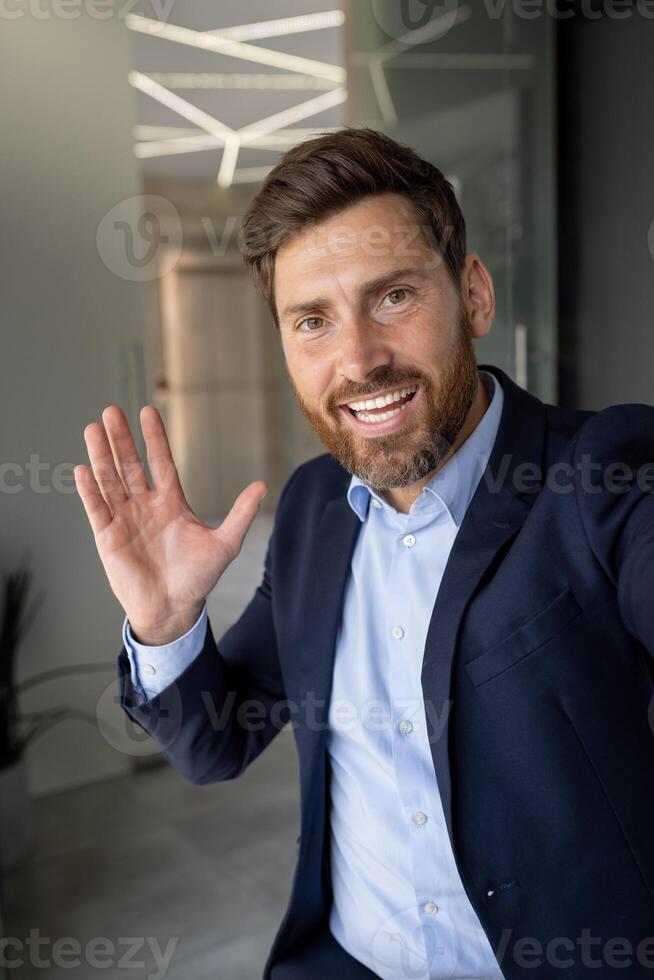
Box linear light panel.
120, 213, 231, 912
135, 127, 343, 158
208, 10, 344, 42
134, 125, 340, 144
238, 88, 347, 146
217, 135, 241, 188
125, 14, 345, 84
129, 71, 235, 145
144, 73, 335, 91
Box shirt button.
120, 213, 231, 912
371, 498, 382, 509
424, 901, 439, 917
391, 626, 405, 640
398, 720, 414, 735
403, 534, 416, 548
142, 664, 156, 676
412, 811, 428, 826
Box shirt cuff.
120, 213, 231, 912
122, 602, 208, 701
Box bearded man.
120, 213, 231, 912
76, 127, 654, 980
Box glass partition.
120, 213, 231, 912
345, 1, 557, 400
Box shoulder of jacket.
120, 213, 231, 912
276, 452, 350, 511
573, 402, 654, 464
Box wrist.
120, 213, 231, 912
129, 602, 205, 646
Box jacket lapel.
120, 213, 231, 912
421, 364, 548, 847
299, 492, 361, 726
294, 490, 361, 929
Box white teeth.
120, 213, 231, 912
347, 386, 416, 412
356, 401, 412, 423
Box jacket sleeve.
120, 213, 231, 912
116, 467, 302, 785
574, 404, 654, 658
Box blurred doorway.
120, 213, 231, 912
157, 250, 285, 518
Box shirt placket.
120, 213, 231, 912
385, 504, 460, 979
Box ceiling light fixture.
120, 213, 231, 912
129, 71, 235, 147
207, 10, 344, 42
125, 14, 345, 84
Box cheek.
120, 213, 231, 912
286, 349, 331, 405
402, 315, 453, 361
388, 322, 437, 367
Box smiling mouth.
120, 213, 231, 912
342, 385, 418, 424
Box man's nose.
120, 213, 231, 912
337, 317, 392, 384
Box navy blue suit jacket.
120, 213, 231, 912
119, 364, 654, 978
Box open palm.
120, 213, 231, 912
75, 405, 267, 645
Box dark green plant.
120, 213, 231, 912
0, 554, 44, 768
0, 555, 133, 770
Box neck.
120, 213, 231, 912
380, 375, 491, 515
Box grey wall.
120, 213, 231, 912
558, 18, 654, 410
0, 11, 149, 794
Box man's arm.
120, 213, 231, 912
75, 402, 289, 785
124, 602, 208, 701
575, 403, 654, 657
116, 466, 303, 784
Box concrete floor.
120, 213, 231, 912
3, 514, 303, 979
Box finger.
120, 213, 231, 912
214, 481, 268, 563
102, 405, 149, 496
84, 421, 129, 511
74, 464, 113, 536
140, 405, 184, 499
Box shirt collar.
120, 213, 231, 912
346, 369, 504, 526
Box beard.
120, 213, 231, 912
287, 306, 480, 491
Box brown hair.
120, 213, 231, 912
241, 126, 467, 328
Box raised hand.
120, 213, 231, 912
74, 405, 267, 645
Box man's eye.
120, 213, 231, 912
298, 317, 324, 332
383, 288, 409, 306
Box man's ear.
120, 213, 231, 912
460, 253, 495, 339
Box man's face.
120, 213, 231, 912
274, 193, 488, 490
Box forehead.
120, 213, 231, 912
274, 193, 437, 310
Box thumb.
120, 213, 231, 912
213, 480, 268, 562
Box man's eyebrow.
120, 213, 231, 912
279, 266, 430, 319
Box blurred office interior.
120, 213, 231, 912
0, 3, 652, 977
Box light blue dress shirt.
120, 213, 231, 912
124, 370, 505, 980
